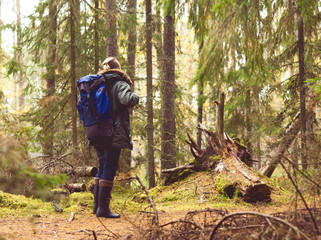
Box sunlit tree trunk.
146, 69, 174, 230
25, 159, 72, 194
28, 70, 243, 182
161, 4, 176, 176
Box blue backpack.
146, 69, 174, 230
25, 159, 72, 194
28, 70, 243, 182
77, 74, 114, 144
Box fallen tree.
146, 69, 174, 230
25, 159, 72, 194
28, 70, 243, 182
162, 93, 271, 202
259, 96, 317, 176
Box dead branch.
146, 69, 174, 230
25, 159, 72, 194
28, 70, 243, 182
161, 164, 195, 174
39, 152, 73, 173
76, 229, 98, 240
118, 176, 159, 226
279, 161, 320, 235
209, 211, 310, 240
282, 156, 321, 190
96, 217, 120, 239
160, 220, 202, 229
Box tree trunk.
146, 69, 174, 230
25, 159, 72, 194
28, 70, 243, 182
146, 0, 155, 188
105, 0, 118, 57
16, 0, 23, 109
118, 0, 137, 174
42, 0, 57, 156
297, 6, 307, 170
70, 0, 78, 154
196, 42, 204, 148
161, 5, 176, 176
215, 93, 225, 148
155, 1, 163, 81
94, 0, 99, 72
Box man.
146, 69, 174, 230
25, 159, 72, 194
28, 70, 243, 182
92, 57, 139, 218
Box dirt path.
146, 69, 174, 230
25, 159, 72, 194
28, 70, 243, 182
1, 206, 320, 239
0, 210, 190, 240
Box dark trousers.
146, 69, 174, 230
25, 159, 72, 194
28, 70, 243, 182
94, 146, 121, 181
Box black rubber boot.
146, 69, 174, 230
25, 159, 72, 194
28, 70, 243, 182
93, 178, 100, 214
96, 180, 120, 218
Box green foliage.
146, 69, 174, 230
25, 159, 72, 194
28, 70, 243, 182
0, 134, 67, 200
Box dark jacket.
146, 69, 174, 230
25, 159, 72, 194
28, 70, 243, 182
103, 70, 139, 149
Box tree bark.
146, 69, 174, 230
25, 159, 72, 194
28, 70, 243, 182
161, 5, 176, 176
197, 86, 203, 148
196, 42, 204, 148
42, 0, 57, 156
215, 93, 225, 148
146, 0, 155, 188
105, 0, 118, 57
70, 0, 78, 154
297, 5, 307, 170
155, 1, 163, 81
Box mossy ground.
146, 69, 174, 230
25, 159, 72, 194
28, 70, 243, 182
0, 169, 305, 218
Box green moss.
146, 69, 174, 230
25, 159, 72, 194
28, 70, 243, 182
214, 174, 238, 198
0, 190, 53, 216
165, 169, 195, 185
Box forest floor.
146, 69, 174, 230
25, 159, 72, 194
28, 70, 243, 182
0, 171, 320, 239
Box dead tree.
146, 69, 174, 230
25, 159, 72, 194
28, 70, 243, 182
259, 95, 318, 177
162, 93, 271, 202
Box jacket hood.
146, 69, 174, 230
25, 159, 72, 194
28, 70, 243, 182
102, 69, 133, 87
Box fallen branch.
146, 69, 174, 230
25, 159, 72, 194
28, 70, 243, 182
160, 220, 202, 229
96, 217, 120, 239
209, 211, 310, 240
161, 164, 195, 174
118, 176, 159, 226
39, 152, 73, 173
76, 229, 97, 240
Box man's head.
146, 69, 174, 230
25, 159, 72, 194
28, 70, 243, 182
102, 57, 121, 70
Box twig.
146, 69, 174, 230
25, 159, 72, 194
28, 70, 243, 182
68, 212, 76, 223
279, 161, 320, 235
209, 211, 310, 240
228, 224, 264, 230
118, 176, 159, 226
282, 156, 321, 190
160, 220, 201, 229
96, 217, 120, 239
76, 229, 97, 240
39, 152, 73, 173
